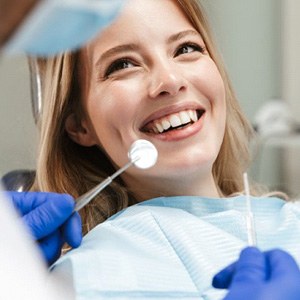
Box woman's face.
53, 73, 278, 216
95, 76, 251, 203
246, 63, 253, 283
76, 0, 226, 198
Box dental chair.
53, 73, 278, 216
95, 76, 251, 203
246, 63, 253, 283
1, 169, 36, 191
1, 58, 41, 192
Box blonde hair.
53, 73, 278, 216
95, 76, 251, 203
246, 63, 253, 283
31, 0, 256, 233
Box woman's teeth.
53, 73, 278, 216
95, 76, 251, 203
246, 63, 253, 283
145, 109, 202, 134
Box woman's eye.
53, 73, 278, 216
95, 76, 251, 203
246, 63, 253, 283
175, 43, 205, 57
105, 59, 135, 77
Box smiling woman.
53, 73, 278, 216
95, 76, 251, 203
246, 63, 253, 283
32, 0, 252, 228
72, 0, 229, 201
28, 0, 300, 298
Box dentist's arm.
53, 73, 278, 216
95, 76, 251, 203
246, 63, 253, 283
8, 191, 82, 265
213, 247, 300, 300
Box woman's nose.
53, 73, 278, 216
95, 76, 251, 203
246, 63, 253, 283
148, 62, 187, 99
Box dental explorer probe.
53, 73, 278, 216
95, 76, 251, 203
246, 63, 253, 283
243, 172, 257, 246
74, 139, 158, 212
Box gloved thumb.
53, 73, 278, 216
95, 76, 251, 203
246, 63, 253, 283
212, 261, 236, 289
229, 247, 266, 288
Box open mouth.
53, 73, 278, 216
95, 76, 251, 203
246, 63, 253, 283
141, 109, 205, 134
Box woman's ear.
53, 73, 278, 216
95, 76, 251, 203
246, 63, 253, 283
65, 113, 97, 147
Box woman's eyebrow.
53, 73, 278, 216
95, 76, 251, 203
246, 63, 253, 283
167, 29, 200, 43
95, 30, 200, 68
95, 44, 139, 67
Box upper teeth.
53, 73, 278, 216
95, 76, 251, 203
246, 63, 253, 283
148, 109, 199, 134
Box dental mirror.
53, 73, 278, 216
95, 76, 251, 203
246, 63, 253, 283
128, 139, 158, 169
75, 139, 157, 211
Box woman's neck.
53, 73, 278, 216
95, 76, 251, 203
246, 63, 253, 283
123, 172, 221, 202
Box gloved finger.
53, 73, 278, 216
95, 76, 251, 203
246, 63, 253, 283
265, 249, 300, 281
38, 231, 64, 265
61, 212, 82, 248
23, 194, 75, 239
212, 261, 236, 289
229, 247, 266, 288
6, 191, 48, 215
8, 191, 73, 215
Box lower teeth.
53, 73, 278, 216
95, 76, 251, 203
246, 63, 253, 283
162, 122, 193, 133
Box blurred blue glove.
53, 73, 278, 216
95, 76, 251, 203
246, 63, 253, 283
8, 191, 82, 265
213, 247, 300, 300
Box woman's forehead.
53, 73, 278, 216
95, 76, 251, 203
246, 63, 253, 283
86, 0, 197, 55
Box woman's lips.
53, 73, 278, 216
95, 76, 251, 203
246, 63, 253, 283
141, 109, 205, 134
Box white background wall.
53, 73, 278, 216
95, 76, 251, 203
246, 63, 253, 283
282, 0, 300, 196
0, 56, 37, 177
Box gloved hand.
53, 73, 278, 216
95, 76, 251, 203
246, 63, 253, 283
7, 191, 82, 265
213, 247, 300, 300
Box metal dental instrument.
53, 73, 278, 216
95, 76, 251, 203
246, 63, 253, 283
243, 172, 257, 246
74, 139, 158, 212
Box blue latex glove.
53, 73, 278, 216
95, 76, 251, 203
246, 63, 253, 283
8, 191, 82, 265
213, 247, 300, 300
